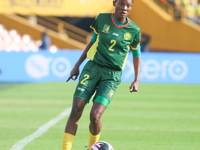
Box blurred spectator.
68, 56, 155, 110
58, 22, 64, 34
60, 29, 69, 40
140, 33, 151, 52
196, 0, 200, 24
173, 2, 182, 19
58, 22, 69, 40
160, 0, 200, 24
183, 0, 198, 23
168, 0, 175, 5
39, 31, 51, 50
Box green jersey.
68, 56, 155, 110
87, 13, 140, 71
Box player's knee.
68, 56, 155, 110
69, 105, 83, 119
90, 111, 101, 125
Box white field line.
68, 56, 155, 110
10, 107, 72, 150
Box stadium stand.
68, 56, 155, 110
131, 0, 200, 53
0, 23, 59, 52
158, 0, 200, 24
0, 14, 88, 50
0, 0, 200, 52
197, 1, 200, 24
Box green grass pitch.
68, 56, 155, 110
0, 82, 200, 150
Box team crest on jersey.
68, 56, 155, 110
124, 32, 132, 40
102, 24, 110, 33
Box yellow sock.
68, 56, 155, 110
62, 133, 74, 150
87, 132, 101, 149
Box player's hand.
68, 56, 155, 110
66, 66, 80, 82
130, 80, 139, 92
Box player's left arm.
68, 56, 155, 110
130, 29, 141, 92
130, 44, 141, 92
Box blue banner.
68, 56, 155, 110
0, 51, 199, 84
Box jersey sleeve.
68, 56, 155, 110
130, 29, 141, 57
131, 44, 141, 57
130, 29, 140, 48
90, 31, 98, 43
90, 14, 100, 34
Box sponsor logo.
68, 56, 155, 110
77, 87, 84, 92
112, 32, 119, 36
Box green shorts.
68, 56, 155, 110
74, 60, 121, 108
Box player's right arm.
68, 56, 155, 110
67, 14, 99, 82
66, 42, 93, 82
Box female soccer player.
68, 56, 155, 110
62, 0, 141, 149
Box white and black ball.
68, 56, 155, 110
90, 141, 114, 150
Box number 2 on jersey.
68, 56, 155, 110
108, 39, 116, 51
80, 74, 90, 85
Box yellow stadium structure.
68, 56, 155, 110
0, 0, 200, 52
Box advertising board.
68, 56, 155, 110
0, 51, 199, 84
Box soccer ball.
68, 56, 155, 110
90, 141, 114, 150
